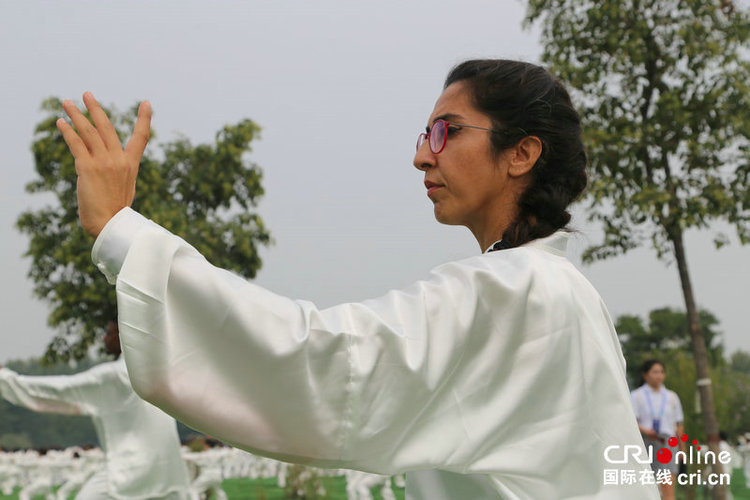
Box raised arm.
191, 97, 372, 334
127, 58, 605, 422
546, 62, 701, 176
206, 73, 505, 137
96, 210, 490, 471
91, 211, 622, 477
92, 207, 566, 473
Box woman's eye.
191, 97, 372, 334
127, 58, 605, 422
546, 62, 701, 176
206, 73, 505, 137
446, 127, 461, 135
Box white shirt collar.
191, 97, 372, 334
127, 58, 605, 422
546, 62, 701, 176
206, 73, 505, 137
483, 231, 569, 255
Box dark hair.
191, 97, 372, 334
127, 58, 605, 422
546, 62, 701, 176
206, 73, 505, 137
640, 359, 665, 386
444, 59, 588, 247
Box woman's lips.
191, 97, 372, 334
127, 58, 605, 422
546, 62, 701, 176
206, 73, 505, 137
425, 181, 444, 196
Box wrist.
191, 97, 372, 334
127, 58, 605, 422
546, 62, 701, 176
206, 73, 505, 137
91, 207, 151, 284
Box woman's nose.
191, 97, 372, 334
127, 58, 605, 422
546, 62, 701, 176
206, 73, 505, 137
413, 141, 435, 171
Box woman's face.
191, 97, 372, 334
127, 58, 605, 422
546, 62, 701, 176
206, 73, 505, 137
413, 82, 518, 237
644, 363, 666, 388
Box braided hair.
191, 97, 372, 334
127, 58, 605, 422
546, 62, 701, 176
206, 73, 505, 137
445, 60, 588, 247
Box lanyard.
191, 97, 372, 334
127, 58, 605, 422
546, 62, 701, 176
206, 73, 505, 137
644, 388, 667, 421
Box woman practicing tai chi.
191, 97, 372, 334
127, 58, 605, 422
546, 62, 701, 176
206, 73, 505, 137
56, 59, 658, 499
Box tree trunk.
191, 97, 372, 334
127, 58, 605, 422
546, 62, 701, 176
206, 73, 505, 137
669, 227, 726, 500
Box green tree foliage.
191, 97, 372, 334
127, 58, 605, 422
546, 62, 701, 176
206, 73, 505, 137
525, 1, 750, 259
730, 350, 750, 375
16, 98, 271, 363
617, 307, 723, 385
525, 4, 749, 490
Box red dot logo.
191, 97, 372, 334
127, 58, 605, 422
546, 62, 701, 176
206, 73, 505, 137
657, 448, 673, 464
668, 437, 679, 447
681, 434, 689, 442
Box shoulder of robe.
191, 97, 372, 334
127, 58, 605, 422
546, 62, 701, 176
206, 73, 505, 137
83, 359, 127, 382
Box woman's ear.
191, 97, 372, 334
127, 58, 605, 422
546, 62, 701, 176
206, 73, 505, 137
508, 136, 542, 177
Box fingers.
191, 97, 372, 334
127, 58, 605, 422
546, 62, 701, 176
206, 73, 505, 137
62, 98, 107, 156
56, 118, 89, 160
58, 94, 153, 164
124, 101, 152, 162
58, 92, 151, 179
82, 92, 122, 152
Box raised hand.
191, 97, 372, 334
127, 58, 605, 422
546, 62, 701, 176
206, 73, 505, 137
56, 92, 152, 237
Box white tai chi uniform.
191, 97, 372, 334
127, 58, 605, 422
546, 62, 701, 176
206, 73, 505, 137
93, 207, 659, 499
0, 358, 192, 499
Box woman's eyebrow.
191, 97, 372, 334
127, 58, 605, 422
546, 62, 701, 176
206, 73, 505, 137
426, 113, 465, 131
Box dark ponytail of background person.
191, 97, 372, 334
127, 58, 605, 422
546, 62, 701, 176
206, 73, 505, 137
445, 59, 588, 247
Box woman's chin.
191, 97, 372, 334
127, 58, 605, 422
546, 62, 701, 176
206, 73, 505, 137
433, 207, 461, 226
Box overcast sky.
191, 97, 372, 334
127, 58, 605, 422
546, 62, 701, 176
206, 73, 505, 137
1, 0, 748, 364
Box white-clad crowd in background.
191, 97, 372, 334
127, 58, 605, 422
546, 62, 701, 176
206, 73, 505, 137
0, 443, 405, 500
6, 433, 750, 499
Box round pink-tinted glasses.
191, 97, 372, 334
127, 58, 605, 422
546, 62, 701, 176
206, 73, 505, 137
416, 119, 493, 154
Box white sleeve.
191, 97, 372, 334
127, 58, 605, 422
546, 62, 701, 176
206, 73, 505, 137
93, 209, 549, 473
94, 209, 632, 480
0, 366, 110, 416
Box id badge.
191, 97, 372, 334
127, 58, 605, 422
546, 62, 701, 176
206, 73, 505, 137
652, 419, 661, 434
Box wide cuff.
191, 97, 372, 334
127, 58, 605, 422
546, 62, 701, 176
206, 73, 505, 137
91, 207, 153, 284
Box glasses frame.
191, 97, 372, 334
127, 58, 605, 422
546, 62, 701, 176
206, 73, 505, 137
416, 119, 493, 154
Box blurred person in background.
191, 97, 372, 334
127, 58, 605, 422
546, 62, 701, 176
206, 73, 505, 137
631, 359, 685, 500
0, 320, 191, 499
